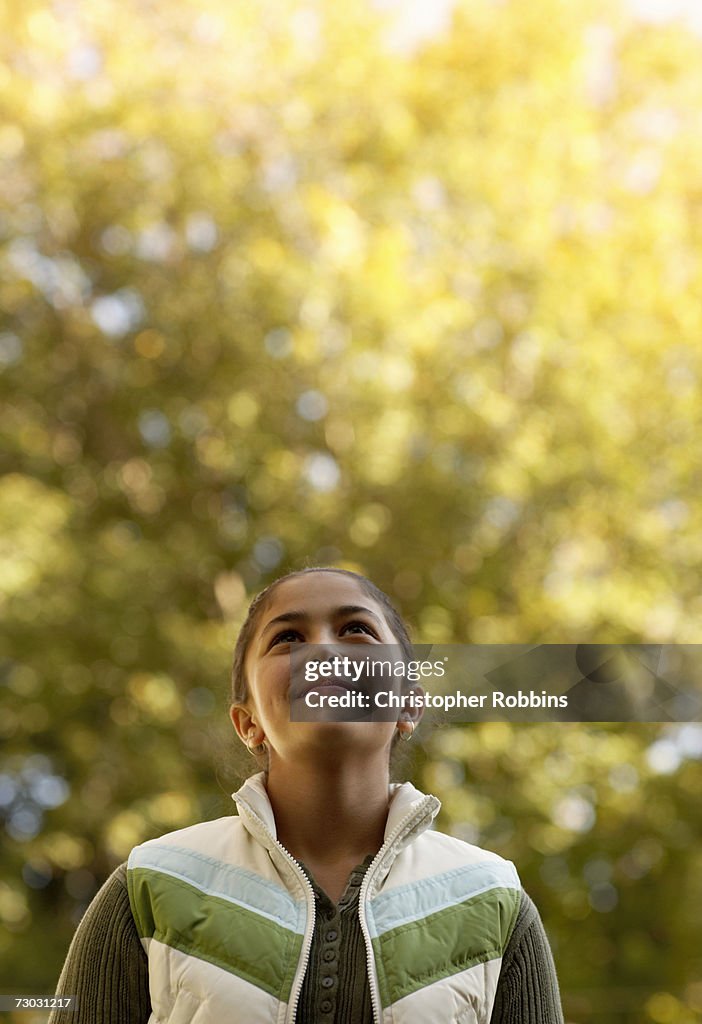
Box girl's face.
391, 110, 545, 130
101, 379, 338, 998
230, 572, 403, 761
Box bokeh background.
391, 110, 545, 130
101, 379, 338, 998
2, 0, 702, 1021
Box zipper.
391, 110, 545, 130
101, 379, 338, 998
357, 795, 438, 1024
234, 796, 316, 1024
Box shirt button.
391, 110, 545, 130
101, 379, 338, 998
326, 930, 338, 941
320, 1000, 333, 1013
321, 976, 334, 989
323, 949, 336, 962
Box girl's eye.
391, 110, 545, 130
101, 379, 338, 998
270, 629, 303, 648
340, 621, 377, 638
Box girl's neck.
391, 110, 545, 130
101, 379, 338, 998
265, 753, 390, 867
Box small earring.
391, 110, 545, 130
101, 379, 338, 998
246, 731, 266, 754
399, 719, 415, 742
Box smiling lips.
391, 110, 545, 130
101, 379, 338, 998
298, 679, 358, 699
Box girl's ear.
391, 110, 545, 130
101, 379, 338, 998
396, 685, 424, 735
229, 704, 265, 748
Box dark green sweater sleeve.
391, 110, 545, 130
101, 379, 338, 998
49, 864, 562, 1024
48, 863, 150, 1024
489, 890, 564, 1024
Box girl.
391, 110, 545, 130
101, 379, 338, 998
50, 567, 563, 1023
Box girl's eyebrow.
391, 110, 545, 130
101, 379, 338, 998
260, 605, 382, 637
261, 611, 307, 637
335, 604, 383, 625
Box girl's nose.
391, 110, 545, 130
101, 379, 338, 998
307, 638, 343, 662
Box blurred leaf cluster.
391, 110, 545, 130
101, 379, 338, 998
1, 0, 702, 1020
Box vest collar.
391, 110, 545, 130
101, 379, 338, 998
231, 771, 440, 851
231, 772, 278, 836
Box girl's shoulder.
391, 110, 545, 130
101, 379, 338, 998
127, 813, 251, 871
134, 813, 242, 846
385, 827, 522, 913
414, 825, 520, 877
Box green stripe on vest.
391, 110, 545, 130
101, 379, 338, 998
128, 867, 302, 1001
372, 886, 520, 1007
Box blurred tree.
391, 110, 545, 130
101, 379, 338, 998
1, 0, 702, 1020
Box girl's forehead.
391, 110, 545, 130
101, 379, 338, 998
263, 572, 377, 618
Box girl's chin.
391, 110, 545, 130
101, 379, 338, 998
282, 719, 397, 746
294, 713, 388, 728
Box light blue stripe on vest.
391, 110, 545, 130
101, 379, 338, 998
368, 860, 520, 938
128, 844, 303, 933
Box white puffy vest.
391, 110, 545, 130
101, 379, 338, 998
127, 773, 520, 1024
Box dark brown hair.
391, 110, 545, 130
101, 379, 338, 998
230, 566, 413, 706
